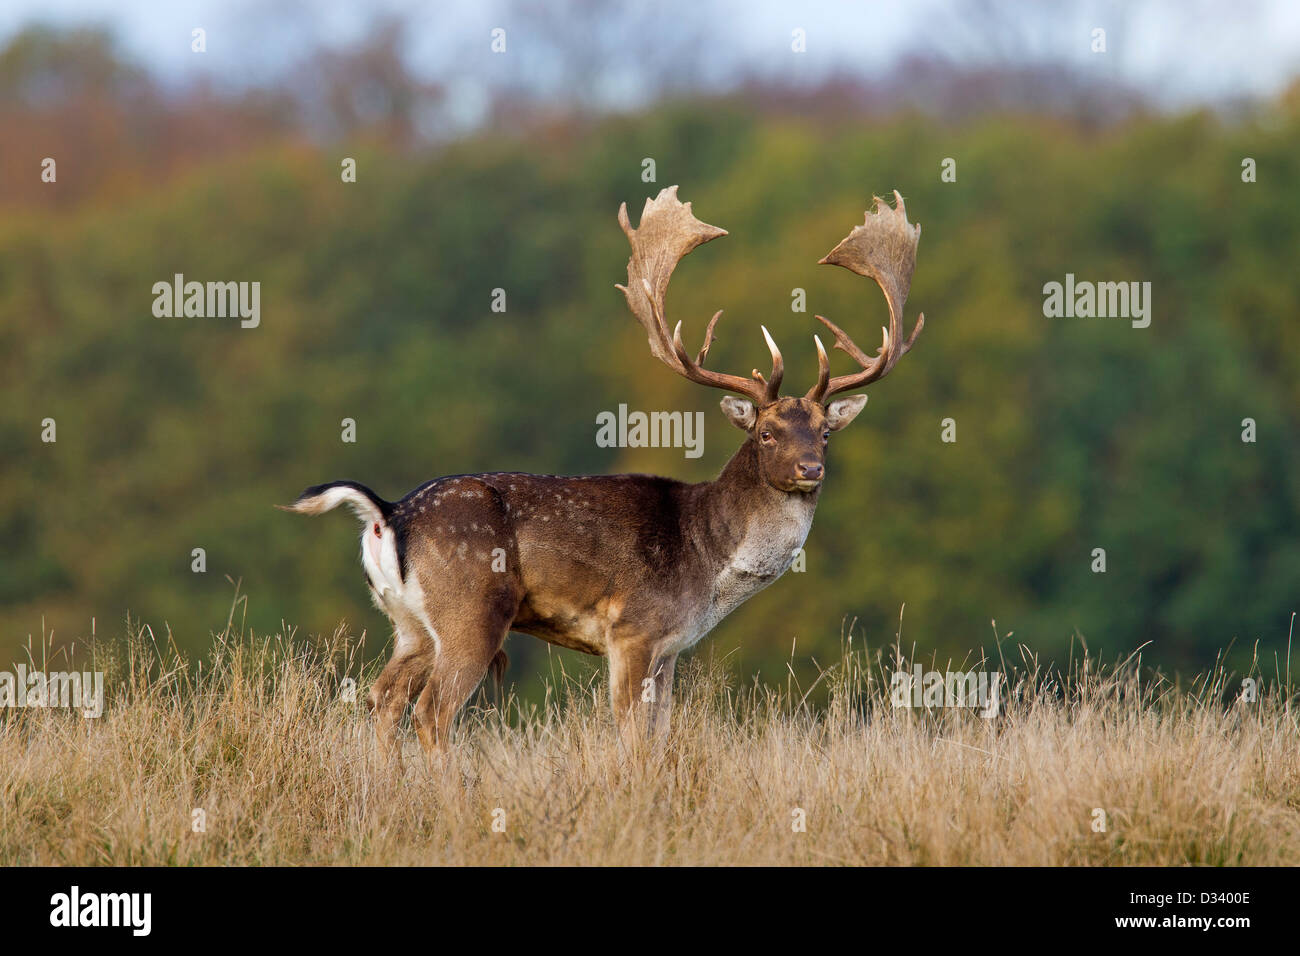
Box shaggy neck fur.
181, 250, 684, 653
691, 438, 820, 585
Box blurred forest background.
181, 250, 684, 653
1, 1, 1297, 695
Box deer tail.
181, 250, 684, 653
277, 480, 393, 526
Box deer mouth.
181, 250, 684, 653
792, 478, 823, 492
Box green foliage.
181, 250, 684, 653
3, 99, 1298, 691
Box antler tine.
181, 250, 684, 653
806, 190, 924, 402
807, 333, 830, 403
695, 310, 724, 365
617, 186, 778, 405
664, 311, 784, 406
749, 326, 784, 403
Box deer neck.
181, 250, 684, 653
693, 439, 819, 585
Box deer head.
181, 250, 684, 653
616, 186, 924, 494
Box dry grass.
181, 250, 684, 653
2, 598, 1297, 866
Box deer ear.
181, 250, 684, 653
826, 394, 868, 431
719, 396, 756, 431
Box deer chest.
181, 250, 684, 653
692, 496, 817, 641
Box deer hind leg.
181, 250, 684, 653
367, 633, 436, 767
412, 619, 509, 759
488, 648, 509, 686
413, 629, 504, 764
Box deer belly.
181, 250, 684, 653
513, 592, 616, 656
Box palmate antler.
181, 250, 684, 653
616, 186, 922, 406
807, 190, 924, 402
616, 186, 783, 406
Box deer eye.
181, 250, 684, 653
822, 430, 830, 443
759, 430, 774, 444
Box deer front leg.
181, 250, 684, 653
608, 640, 678, 750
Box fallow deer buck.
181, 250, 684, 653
283, 186, 923, 760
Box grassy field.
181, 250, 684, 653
2, 597, 1297, 866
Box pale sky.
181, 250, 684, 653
2, 0, 1298, 109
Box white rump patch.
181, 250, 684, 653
286, 484, 443, 656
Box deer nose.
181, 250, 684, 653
796, 461, 823, 480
